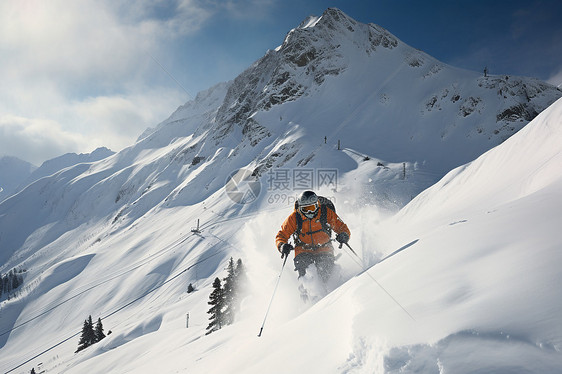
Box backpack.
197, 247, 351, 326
293, 196, 336, 246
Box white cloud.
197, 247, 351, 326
67, 88, 187, 148
114, 0, 213, 36
0, 85, 185, 166
0, 0, 280, 165
0, 1, 206, 91
0, 115, 89, 166
0, 0, 216, 165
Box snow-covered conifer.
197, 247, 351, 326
222, 258, 237, 325
95, 318, 106, 342
206, 277, 225, 335
76, 315, 96, 352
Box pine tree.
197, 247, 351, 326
4, 274, 11, 293
232, 258, 246, 319
94, 318, 106, 342
76, 315, 96, 352
86, 315, 96, 346
2, 275, 7, 294
222, 258, 237, 325
224, 258, 248, 325
0, 269, 24, 299
76, 320, 91, 352
11, 269, 20, 290
206, 277, 225, 335
235, 258, 247, 285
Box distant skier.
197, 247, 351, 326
275, 190, 350, 285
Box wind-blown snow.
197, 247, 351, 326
301, 15, 322, 29
0, 8, 561, 374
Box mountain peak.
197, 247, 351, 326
319, 7, 357, 28
216, 8, 401, 133
171, 8, 559, 177
296, 8, 355, 31
280, 8, 398, 64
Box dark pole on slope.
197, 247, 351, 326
339, 241, 359, 258
258, 254, 289, 337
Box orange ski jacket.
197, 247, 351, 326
275, 207, 350, 257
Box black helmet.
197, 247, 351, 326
298, 190, 319, 218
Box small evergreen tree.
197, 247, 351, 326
206, 277, 225, 335
76, 319, 91, 352
235, 258, 247, 285
233, 258, 247, 317
76, 315, 96, 352
0, 269, 25, 299
223, 258, 247, 325
11, 269, 20, 290
222, 258, 237, 325
94, 318, 106, 342
2, 275, 8, 294
4, 274, 11, 293
86, 315, 96, 346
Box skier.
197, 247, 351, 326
275, 190, 350, 286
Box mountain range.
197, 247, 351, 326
0, 148, 114, 204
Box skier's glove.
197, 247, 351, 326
280, 243, 294, 259
336, 232, 349, 244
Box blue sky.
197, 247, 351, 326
1, 0, 561, 165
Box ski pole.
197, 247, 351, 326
339, 242, 359, 258
258, 254, 288, 337
341, 241, 416, 322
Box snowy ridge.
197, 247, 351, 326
28, 147, 114, 184
0, 148, 114, 206
0, 156, 37, 203
395, 96, 562, 225
0, 8, 561, 374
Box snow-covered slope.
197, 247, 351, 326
0, 156, 36, 203
0, 8, 561, 374
0, 149, 114, 204
58, 99, 562, 374
393, 96, 562, 228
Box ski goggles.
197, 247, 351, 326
300, 202, 318, 213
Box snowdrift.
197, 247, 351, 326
171, 98, 562, 374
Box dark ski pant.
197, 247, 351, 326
294, 252, 335, 283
